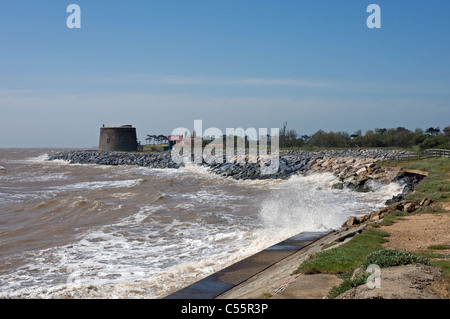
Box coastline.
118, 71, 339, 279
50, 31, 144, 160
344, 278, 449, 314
47, 148, 441, 299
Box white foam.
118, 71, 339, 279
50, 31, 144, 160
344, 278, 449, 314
6, 154, 51, 164
53, 179, 143, 191
20, 173, 69, 183
259, 172, 403, 236
110, 192, 136, 199
0, 188, 58, 204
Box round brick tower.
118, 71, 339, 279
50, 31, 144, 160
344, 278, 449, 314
99, 125, 138, 152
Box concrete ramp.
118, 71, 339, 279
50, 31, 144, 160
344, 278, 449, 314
164, 231, 331, 299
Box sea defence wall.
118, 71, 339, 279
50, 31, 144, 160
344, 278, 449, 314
164, 230, 333, 299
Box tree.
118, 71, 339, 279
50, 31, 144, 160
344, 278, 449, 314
374, 128, 387, 135
309, 130, 327, 147
157, 135, 168, 145
309, 130, 350, 148
443, 126, 450, 137
395, 127, 410, 134
425, 127, 440, 136
280, 121, 288, 147
395, 130, 414, 148
145, 134, 154, 145
301, 135, 311, 143
279, 121, 303, 147
351, 130, 362, 138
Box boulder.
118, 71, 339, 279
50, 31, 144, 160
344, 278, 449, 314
388, 201, 404, 211
346, 216, 360, 227
369, 207, 389, 220
419, 198, 434, 206
356, 167, 367, 176
358, 215, 369, 224
345, 176, 371, 193
403, 202, 417, 213
345, 158, 355, 165
332, 182, 344, 190
356, 176, 370, 186
332, 164, 341, 171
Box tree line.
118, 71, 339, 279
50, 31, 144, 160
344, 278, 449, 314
145, 134, 168, 145
279, 121, 450, 150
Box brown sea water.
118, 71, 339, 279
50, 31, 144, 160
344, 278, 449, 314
0, 148, 402, 298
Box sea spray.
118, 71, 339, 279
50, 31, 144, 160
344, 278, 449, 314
259, 173, 403, 236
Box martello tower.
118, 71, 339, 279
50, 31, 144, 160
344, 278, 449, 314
99, 125, 138, 152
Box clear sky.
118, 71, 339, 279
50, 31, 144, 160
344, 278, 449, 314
0, 0, 449, 147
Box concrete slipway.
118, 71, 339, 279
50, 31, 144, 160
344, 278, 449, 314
164, 226, 366, 299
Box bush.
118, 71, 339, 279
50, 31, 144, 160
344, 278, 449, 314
280, 122, 450, 150
327, 272, 370, 299
361, 249, 430, 269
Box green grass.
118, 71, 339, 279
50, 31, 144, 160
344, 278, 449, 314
431, 260, 450, 278
327, 272, 370, 299
414, 204, 448, 214
428, 244, 450, 250
378, 157, 450, 204
293, 227, 389, 298
424, 253, 450, 296
374, 210, 409, 227
326, 249, 431, 299
293, 228, 389, 275
418, 251, 450, 260
293, 225, 433, 298
279, 146, 416, 152
360, 249, 430, 269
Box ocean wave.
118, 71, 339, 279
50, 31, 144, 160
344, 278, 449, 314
52, 179, 143, 191
259, 172, 403, 235
6, 154, 51, 164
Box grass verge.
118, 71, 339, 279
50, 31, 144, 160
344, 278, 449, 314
378, 157, 450, 204
293, 228, 389, 275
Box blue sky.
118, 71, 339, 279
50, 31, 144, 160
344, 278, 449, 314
0, 0, 449, 147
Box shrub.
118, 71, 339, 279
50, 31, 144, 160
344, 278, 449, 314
361, 249, 430, 269
327, 272, 370, 299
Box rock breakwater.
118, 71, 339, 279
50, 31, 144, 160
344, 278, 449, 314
48, 149, 414, 181
48, 150, 182, 169
48, 149, 423, 203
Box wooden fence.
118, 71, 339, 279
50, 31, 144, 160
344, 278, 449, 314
385, 149, 450, 162
424, 149, 450, 158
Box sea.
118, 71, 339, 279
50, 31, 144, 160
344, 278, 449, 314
0, 148, 403, 299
